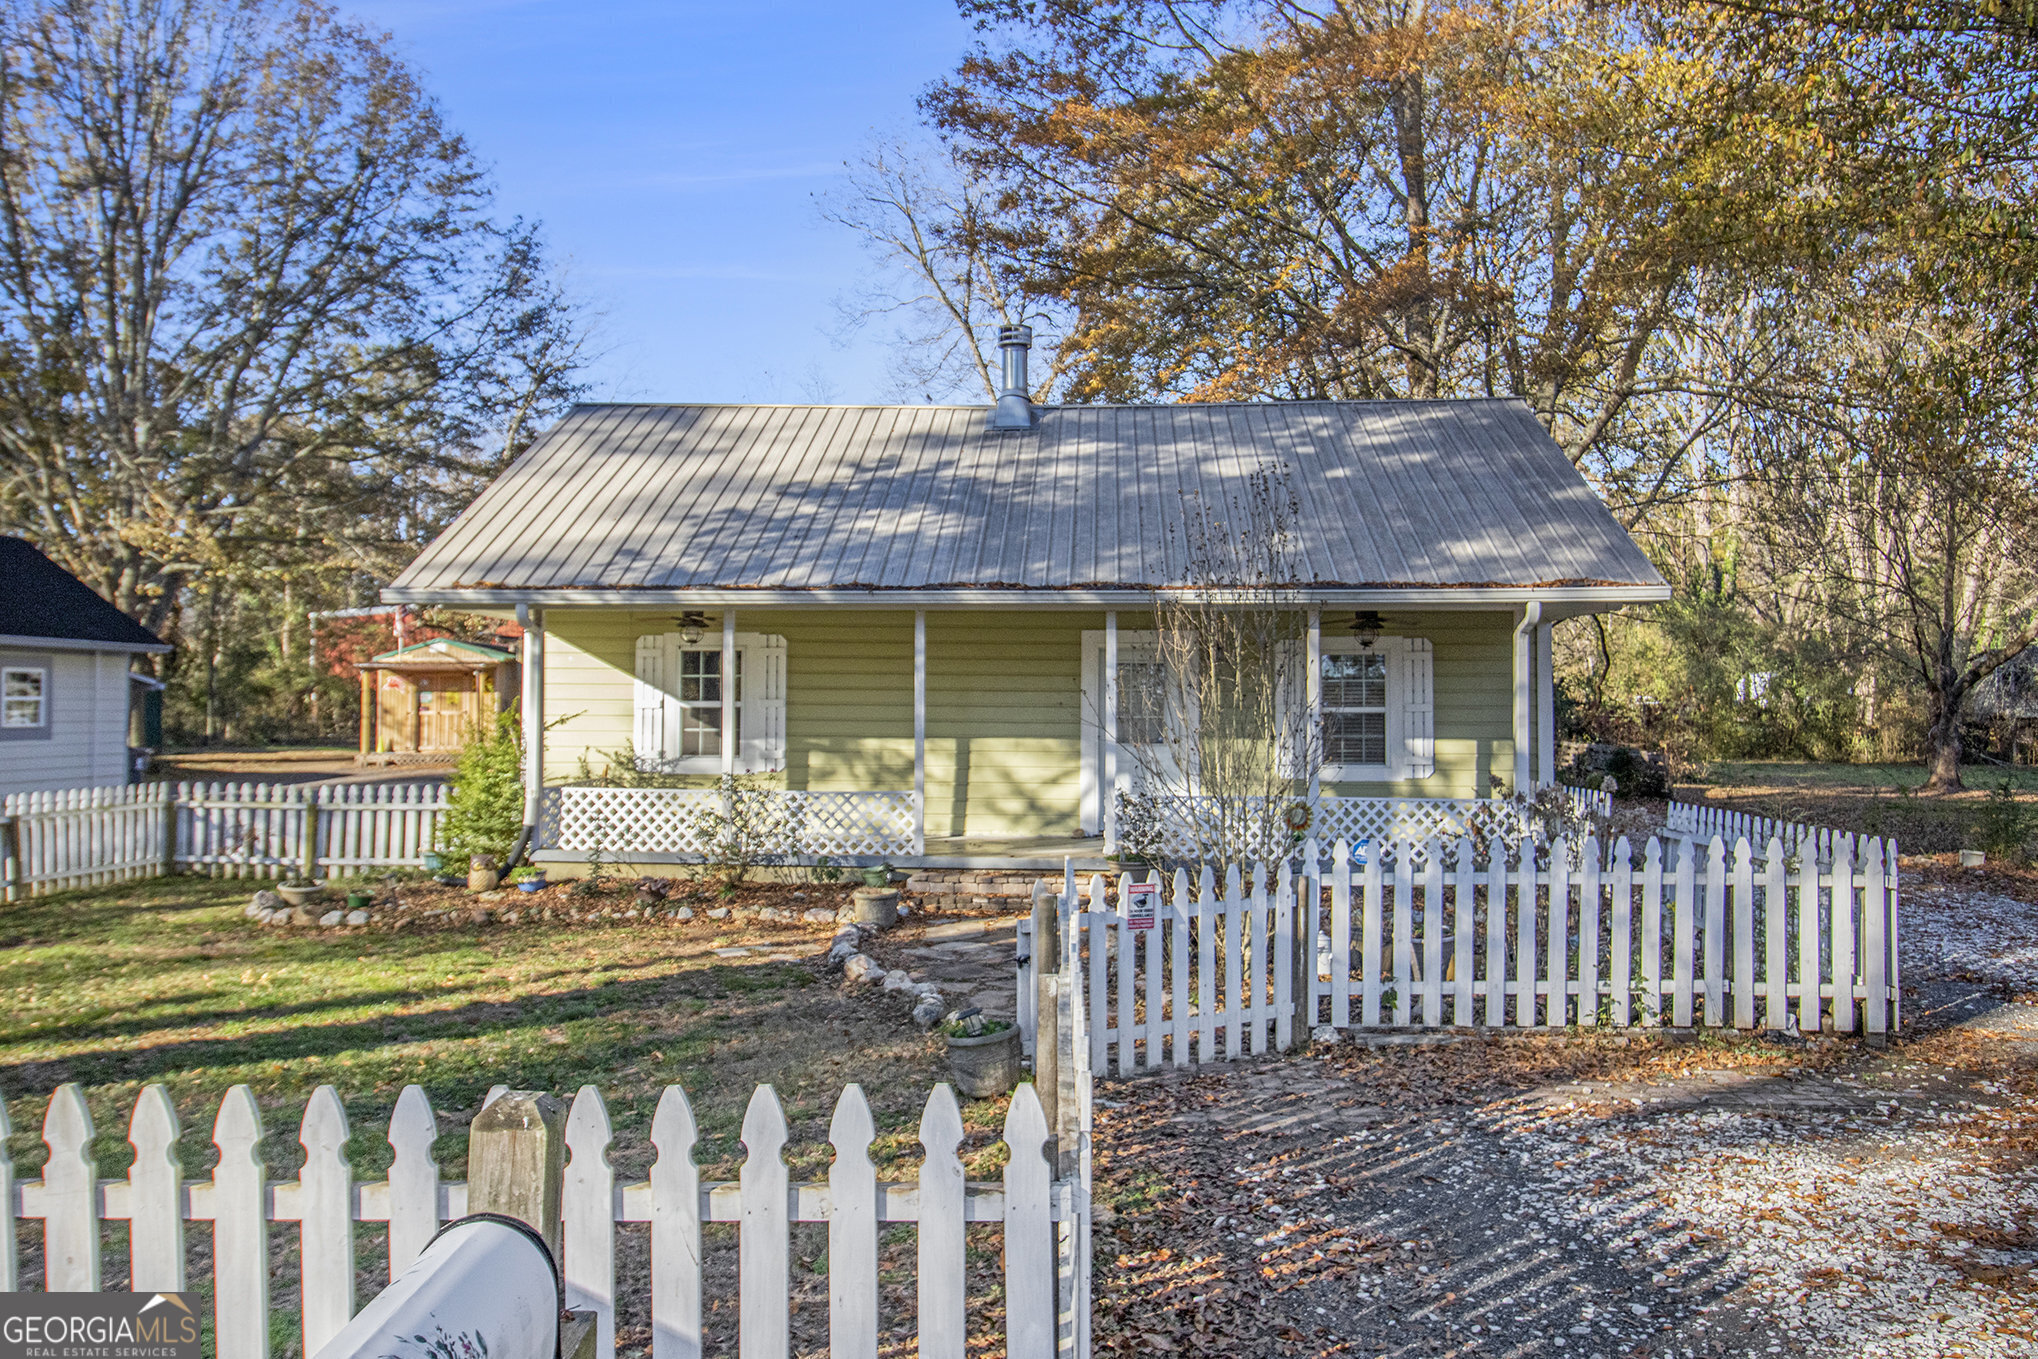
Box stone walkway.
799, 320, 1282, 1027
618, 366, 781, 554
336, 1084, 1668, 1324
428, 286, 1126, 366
863, 915, 1023, 1022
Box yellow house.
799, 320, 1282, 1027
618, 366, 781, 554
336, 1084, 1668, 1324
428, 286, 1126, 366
384, 330, 1666, 871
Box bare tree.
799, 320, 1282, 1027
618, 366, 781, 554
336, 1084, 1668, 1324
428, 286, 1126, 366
0, 0, 586, 634
821, 137, 1071, 402
1115, 463, 1322, 874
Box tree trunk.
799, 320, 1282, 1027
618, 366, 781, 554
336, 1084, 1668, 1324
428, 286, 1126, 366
1923, 676, 1966, 792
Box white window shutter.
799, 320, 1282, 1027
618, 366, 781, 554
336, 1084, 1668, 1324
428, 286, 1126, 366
633, 634, 666, 769
1401, 636, 1435, 780
738, 633, 788, 772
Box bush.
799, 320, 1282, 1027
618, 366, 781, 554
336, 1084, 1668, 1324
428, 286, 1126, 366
439, 711, 525, 862
1975, 779, 2031, 860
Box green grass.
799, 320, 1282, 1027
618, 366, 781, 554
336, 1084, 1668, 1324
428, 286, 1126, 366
0, 877, 1004, 1185
0, 876, 1020, 1356
1699, 760, 2038, 792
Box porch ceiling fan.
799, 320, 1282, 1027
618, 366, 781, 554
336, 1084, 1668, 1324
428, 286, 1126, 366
675, 610, 710, 645
1348, 610, 1386, 649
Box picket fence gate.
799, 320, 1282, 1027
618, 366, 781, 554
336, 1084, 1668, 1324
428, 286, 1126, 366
0, 781, 448, 899
2, 1075, 1092, 1359
1017, 830, 1899, 1074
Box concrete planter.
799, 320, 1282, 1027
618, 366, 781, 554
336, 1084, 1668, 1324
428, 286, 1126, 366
945, 1027, 1021, 1098
851, 888, 899, 929
277, 882, 325, 909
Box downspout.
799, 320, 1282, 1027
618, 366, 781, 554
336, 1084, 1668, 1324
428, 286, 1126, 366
1511, 601, 1542, 796
502, 603, 544, 873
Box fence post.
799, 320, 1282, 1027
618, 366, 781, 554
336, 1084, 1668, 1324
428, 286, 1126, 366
300, 789, 320, 883
160, 784, 179, 877
0, 816, 20, 903
1032, 880, 1061, 1141
467, 1091, 568, 1266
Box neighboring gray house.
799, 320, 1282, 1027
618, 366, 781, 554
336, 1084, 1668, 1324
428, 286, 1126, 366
1, 537, 170, 796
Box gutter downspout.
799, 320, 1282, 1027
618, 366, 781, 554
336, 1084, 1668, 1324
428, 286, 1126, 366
1512, 601, 1541, 797
503, 603, 544, 873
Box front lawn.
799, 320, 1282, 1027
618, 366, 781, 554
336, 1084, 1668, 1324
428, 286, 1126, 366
0, 875, 1014, 1356
1680, 760, 2038, 854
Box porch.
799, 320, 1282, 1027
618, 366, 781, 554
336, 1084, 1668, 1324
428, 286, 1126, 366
514, 601, 1573, 862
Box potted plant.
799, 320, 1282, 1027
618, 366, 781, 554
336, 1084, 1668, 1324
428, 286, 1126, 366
276, 879, 324, 908
859, 863, 893, 889
345, 887, 374, 912
940, 1009, 1021, 1098
509, 865, 548, 893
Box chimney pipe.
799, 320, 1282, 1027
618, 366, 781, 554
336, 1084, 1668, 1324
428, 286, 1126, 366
989, 324, 1036, 430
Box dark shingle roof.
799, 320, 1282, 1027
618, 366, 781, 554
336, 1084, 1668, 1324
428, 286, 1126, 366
390, 398, 1665, 598
0, 537, 167, 649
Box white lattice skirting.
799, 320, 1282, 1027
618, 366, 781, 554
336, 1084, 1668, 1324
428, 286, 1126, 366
1139, 789, 1611, 861
542, 786, 921, 860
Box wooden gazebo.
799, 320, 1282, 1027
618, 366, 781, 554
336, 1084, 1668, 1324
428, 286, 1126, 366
357, 638, 519, 764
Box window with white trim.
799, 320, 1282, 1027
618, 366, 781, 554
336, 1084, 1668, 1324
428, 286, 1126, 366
3, 666, 46, 729
633, 631, 785, 773
674, 648, 739, 757
1317, 635, 1434, 781
1322, 652, 1388, 766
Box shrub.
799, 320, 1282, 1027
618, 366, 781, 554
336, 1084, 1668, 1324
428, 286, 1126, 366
439, 711, 524, 862
1975, 779, 2031, 860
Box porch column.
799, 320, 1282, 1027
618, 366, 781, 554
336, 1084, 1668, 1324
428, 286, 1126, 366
516, 605, 545, 833
1511, 602, 1540, 796
914, 610, 926, 851
721, 610, 737, 776
1103, 611, 1119, 853
1306, 609, 1322, 803
1535, 619, 1556, 789
358, 669, 373, 756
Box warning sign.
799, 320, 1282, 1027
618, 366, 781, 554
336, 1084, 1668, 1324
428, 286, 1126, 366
1124, 881, 1159, 931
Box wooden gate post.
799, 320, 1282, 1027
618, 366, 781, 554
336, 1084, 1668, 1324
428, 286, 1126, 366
467, 1091, 568, 1266
299, 789, 320, 882
0, 815, 21, 903
1031, 879, 1061, 1140
1292, 864, 1315, 1043
160, 784, 179, 877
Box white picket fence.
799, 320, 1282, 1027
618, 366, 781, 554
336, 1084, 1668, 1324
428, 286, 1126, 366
1019, 830, 1899, 1073
1666, 799, 1853, 861
0, 781, 448, 899
3, 1077, 1091, 1359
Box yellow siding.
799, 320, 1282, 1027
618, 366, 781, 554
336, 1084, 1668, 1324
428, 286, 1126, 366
538, 607, 1518, 837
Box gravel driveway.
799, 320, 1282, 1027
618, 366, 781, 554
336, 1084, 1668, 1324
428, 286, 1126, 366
1087, 871, 2038, 1358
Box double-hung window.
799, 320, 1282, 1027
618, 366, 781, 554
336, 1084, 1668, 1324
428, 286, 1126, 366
1322, 652, 1388, 767
674, 649, 740, 758
3, 665, 47, 730
633, 631, 785, 773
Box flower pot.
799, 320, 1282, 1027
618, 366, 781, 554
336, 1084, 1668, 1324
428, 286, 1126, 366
946, 1028, 1021, 1098
516, 874, 546, 893
276, 882, 325, 909
421, 852, 443, 872
859, 866, 892, 889
851, 887, 899, 929
345, 891, 373, 912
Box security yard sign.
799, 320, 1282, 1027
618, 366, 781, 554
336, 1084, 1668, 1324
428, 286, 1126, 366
1125, 881, 1158, 931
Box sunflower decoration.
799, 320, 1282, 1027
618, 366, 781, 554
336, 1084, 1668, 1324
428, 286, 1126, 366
1283, 801, 1314, 838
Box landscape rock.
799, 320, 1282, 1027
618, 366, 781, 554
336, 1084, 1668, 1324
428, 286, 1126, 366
1311, 1024, 1343, 1045
911, 981, 943, 999
912, 995, 946, 1028
757, 906, 786, 922
842, 953, 882, 985
318, 910, 344, 927
290, 905, 320, 926
249, 890, 282, 918
345, 909, 370, 926
707, 907, 730, 920
674, 906, 694, 921
803, 907, 836, 924
827, 938, 861, 968
882, 969, 916, 993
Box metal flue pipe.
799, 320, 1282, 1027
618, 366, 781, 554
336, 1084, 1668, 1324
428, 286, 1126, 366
311, 1216, 562, 1359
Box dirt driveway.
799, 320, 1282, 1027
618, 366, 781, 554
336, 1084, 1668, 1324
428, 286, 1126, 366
1084, 866, 2038, 1358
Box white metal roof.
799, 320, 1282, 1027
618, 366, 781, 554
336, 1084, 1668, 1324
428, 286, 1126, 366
388, 398, 1666, 606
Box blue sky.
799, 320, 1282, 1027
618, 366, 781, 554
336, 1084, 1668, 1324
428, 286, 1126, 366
341, 0, 980, 404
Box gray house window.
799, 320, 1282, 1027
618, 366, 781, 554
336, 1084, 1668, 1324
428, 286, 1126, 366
1, 661, 51, 740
